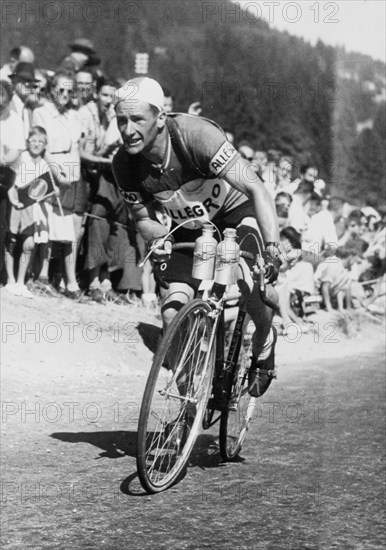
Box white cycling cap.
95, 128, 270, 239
114, 77, 164, 112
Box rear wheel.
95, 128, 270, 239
136, 299, 216, 493
219, 317, 257, 461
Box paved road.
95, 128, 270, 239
2, 351, 385, 550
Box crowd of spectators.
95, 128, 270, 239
1, 40, 385, 324
237, 145, 386, 329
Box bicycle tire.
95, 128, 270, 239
219, 317, 257, 461
136, 299, 216, 493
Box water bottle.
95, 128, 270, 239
214, 228, 240, 285
192, 223, 217, 280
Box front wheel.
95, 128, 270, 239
219, 317, 257, 461
136, 299, 216, 493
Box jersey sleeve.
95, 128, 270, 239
179, 115, 240, 178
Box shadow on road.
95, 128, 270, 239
50, 430, 235, 470
50, 430, 137, 459
136, 322, 161, 353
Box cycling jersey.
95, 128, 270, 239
112, 113, 253, 230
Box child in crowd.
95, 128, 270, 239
276, 226, 316, 333
5, 126, 55, 298
314, 245, 352, 313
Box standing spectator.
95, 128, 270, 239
74, 69, 95, 108
9, 62, 40, 142
162, 88, 174, 114
253, 151, 268, 180
0, 46, 35, 82
58, 38, 100, 79
0, 80, 25, 283
80, 78, 136, 303
32, 72, 83, 299
4, 126, 53, 298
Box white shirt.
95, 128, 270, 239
0, 63, 12, 83
32, 103, 82, 182
302, 209, 338, 249
0, 106, 26, 159
287, 194, 310, 233
12, 150, 51, 188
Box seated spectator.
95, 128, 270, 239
338, 210, 368, 253
314, 246, 352, 313
334, 214, 347, 241
262, 150, 280, 198
276, 226, 316, 332
282, 163, 318, 196
361, 206, 386, 282
275, 191, 292, 229
276, 155, 293, 192
287, 179, 315, 234
302, 193, 338, 265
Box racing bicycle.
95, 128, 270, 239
136, 228, 278, 493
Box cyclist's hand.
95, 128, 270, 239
149, 238, 173, 264
263, 243, 282, 284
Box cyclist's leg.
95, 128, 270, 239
160, 282, 195, 330
159, 282, 196, 394
236, 218, 278, 397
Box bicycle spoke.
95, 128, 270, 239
137, 300, 216, 492
220, 316, 257, 461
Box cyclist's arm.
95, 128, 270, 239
222, 157, 280, 244
130, 202, 169, 245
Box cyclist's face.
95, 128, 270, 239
115, 101, 164, 155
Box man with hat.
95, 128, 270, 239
58, 38, 101, 79
9, 62, 40, 143
112, 77, 281, 399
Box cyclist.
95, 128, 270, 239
112, 77, 281, 398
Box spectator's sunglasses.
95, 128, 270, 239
240, 152, 254, 161
22, 81, 39, 89
56, 87, 73, 94
76, 82, 93, 88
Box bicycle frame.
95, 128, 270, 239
200, 283, 249, 422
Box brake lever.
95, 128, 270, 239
153, 262, 170, 290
